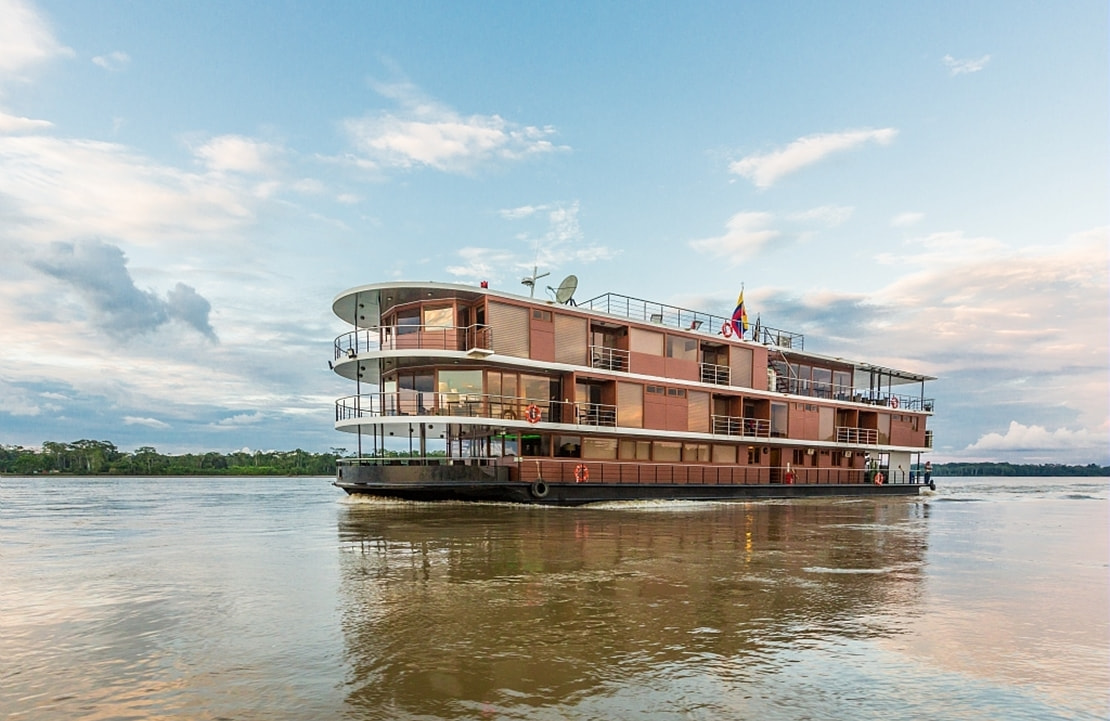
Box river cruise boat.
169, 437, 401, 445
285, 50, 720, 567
330, 279, 935, 505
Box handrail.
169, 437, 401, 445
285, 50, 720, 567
334, 324, 492, 359
589, 345, 629, 371
711, 415, 770, 437
336, 391, 617, 427
836, 426, 879, 445
700, 362, 730, 385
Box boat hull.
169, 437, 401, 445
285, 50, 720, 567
333, 477, 927, 506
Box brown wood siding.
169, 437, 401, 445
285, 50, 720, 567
554, 313, 588, 366
617, 382, 644, 428
730, 346, 753, 388
687, 390, 709, 433
488, 302, 530, 358
530, 325, 555, 361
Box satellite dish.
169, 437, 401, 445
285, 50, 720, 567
551, 274, 578, 305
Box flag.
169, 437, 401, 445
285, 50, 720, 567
731, 289, 749, 338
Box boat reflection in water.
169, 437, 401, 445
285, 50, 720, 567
336, 499, 930, 719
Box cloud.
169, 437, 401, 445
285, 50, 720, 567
891, 212, 924, 227
123, 416, 170, 429
91, 50, 130, 72
215, 412, 265, 427
688, 212, 780, 263
29, 238, 218, 341
0, 135, 254, 246
0, 0, 74, 84
342, 80, 567, 173
966, 421, 1101, 453
943, 54, 991, 76
447, 201, 615, 283
193, 134, 282, 175
499, 204, 543, 220
0, 110, 52, 132
789, 205, 853, 227
729, 128, 898, 188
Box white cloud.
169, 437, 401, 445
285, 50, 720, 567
499, 204, 543, 220
943, 54, 991, 76
0, 134, 254, 246
688, 212, 780, 263
790, 204, 854, 227
891, 212, 924, 227
966, 421, 1102, 453
729, 128, 897, 188
343, 80, 566, 173
92, 50, 130, 72
0, 110, 52, 132
193, 134, 282, 175
0, 0, 74, 84
124, 416, 170, 429
216, 412, 265, 427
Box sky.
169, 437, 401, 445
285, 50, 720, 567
0, 0, 1106, 464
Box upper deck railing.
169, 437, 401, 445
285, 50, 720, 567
334, 324, 492, 360
579, 292, 804, 350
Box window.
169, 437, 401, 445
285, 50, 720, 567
747, 446, 761, 464
647, 385, 665, 394
712, 445, 737, 464
666, 334, 697, 361
629, 328, 663, 356
423, 306, 453, 329
532, 309, 552, 322
667, 388, 686, 398
771, 402, 788, 437
582, 437, 618, 459
653, 441, 682, 462
556, 436, 581, 457
438, 370, 483, 397
620, 439, 651, 460
396, 308, 420, 334
683, 443, 709, 462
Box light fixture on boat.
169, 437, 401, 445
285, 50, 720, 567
650, 313, 663, 323
346, 348, 356, 359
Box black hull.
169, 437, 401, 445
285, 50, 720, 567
333, 479, 927, 506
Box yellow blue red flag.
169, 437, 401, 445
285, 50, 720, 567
731, 289, 749, 338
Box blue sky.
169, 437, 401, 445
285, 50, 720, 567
1, 0, 1106, 463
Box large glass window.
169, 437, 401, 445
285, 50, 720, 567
438, 370, 483, 397
666, 334, 698, 361
683, 443, 709, 462
396, 308, 420, 334
771, 402, 788, 437
522, 374, 554, 404
629, 328, 663, 355
582, 437, 618, 460
423, 306, 454, 329
653, 441, 682, 462
556, 435, 581, 457
619, 439, 651, 460
712, 445, 737, 464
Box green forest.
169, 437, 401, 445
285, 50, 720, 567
0, 440, 345, 476
1, 440, 1107, 477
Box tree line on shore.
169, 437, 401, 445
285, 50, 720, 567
1, 440, 1107, 477
0, 440, 346, 476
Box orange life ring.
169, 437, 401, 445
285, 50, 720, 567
874, 472, 885, 486
721, 321, 734, 338
574, 464, 589, 483
524, 404, 541, 424
889, 396, 900, 409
